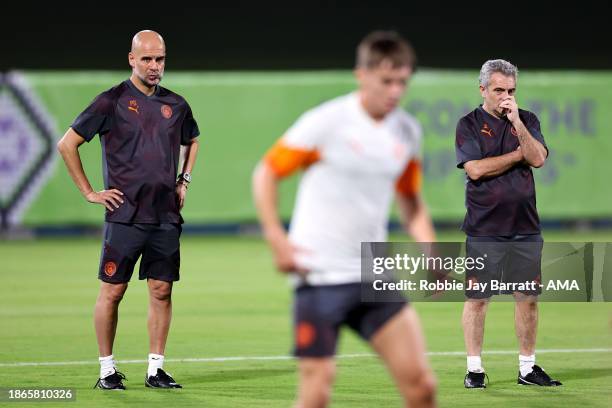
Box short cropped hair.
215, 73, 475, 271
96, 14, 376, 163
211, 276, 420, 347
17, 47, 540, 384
479, 59, 518, 87
356, 31, 417, 70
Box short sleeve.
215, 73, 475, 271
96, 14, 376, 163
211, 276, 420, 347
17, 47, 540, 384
395, 115, 423, 197
455, 119, 482, 168
525, 112, 548, 154
405, 115, 423, 160
181, 103, 200, 145
283, 108, 328, 150
263, 107, 328, 178
264, 139, 321, 178
396, 159, 422, 197
71, 92, 114, 142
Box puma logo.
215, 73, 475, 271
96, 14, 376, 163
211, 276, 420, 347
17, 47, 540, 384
480, 123, 494, 137
128, 99, 139, 114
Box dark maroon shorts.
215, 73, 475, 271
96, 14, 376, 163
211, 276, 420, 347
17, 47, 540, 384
98, 222, 181, 283
293, 283, 407, 357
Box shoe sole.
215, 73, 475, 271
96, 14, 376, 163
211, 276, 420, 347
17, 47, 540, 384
464, 381, 486, 389
145, 380, 182, 389
518, 378, 560, 386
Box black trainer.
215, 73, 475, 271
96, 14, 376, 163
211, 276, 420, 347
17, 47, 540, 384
518, 365, 562, 386
464, 371, 487, 388
94, 370, 127, 390
145, 368, 182, 388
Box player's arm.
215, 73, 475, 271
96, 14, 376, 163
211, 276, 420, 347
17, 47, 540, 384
56, 128, 124, 211
397, 194, 436, 242
252, 139, 317, 274
176, 137, 199, 209
463, 150, 523, 181
501, 97, 547, 168
395, 160, 435, 242
252, 161, 290, 267
456, 118, 523, 180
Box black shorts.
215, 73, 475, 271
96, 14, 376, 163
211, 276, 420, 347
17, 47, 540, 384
293, 283, 407, 357
98, 222, 181, 283
465, 234, 543, 299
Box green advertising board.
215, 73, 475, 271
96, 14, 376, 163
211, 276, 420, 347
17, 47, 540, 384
5, 70, 611, 226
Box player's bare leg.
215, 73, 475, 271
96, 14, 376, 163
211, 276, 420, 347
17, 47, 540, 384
462, 299, 489, 357
462, 299, 489, 388
514, 294, 538, 355
370, 306, 436, 408
143, 278, 181, 388
147, 279, 173, 354
94, 282, 128, 356
295, 358, 336, 408
513, 293, 560, 385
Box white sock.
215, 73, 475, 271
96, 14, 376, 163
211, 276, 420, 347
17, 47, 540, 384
519, 354, 536, 377
467, 355, 484, 373
99, 354, 116, 378
148, 353, 165, 377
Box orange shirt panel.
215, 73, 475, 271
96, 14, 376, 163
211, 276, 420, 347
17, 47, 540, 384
395, 159, 422, 197
265, 140, 321, 178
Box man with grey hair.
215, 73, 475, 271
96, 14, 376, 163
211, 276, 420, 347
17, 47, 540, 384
57, 30, 200, 390
455, 59, 562, 388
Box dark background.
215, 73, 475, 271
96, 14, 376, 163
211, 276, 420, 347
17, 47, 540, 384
3, 7, 611, 71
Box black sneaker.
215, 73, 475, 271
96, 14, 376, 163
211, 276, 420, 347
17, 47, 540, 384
518, 365, 562, 386
94, 370, 126, 390
145, 368, 182, 388
464, 371, 487, 388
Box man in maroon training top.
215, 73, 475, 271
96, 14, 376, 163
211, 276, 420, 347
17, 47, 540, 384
57, 30, 199, 390
456, 59, 561, 389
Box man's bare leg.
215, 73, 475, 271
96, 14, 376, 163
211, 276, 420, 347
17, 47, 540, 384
514, 294, 537, 356
462, 299, 489, 372
370, 306, 436, 408
94, 282, 128, 357
515, 293, 538, 377
295, 358, 336, 408
147, 279, 173, 355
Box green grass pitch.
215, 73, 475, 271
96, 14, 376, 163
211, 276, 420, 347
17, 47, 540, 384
0, 231, 611, 407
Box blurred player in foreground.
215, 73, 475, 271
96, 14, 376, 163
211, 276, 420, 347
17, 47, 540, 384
57, 30, 199, 390
253, 31, 437, 407
455, 59, 561, 388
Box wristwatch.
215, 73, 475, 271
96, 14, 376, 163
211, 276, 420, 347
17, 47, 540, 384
177, 172, 191, 184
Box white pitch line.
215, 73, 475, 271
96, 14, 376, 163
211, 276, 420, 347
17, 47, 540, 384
0, 348, 610, 368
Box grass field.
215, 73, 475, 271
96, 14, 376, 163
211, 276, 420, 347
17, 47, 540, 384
1, 231, 611, 407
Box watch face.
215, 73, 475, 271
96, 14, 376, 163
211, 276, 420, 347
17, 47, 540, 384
183, 173, 192, 183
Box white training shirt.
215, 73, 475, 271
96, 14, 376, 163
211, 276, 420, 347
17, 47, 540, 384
283, 92, 422, 286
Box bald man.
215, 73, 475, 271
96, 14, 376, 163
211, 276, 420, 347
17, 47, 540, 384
57, 30, 200, 390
